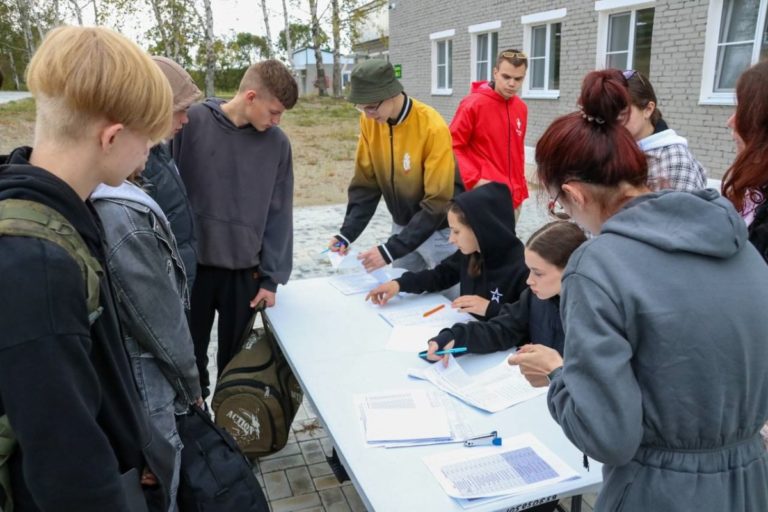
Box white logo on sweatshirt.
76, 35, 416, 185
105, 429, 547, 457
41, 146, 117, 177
516, 118, 523, 137
403, 153, 412, 173
490, 288, 503, 303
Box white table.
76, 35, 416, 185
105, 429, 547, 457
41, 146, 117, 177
266, 276, 602, 512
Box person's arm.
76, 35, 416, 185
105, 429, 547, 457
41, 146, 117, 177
395, 250, 461, 294
547, 273, 643, 466
338, 120, 382, 245
379, 124, 454, 262
449, 101, 483, 190
104, 226, 201, 404
258, 137, 295, 293
0, 239, 131, 512
748, 203, 768, 264
431, 289, 533, 353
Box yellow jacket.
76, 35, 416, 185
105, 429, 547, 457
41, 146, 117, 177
339, 95, 456, 262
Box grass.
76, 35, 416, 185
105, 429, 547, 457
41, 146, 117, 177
0, 95, 359, 206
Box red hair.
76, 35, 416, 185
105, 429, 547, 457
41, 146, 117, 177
722, 60, 768, 213
536, 70, 647, 191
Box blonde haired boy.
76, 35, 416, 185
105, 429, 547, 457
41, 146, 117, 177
0, 26, 176, 512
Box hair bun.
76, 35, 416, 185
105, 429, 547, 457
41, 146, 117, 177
578, 69, 630, 128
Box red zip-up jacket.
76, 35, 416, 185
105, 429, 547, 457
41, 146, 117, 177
450, 81, 528, 208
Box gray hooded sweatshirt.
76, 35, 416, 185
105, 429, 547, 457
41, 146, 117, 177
172, 98, 294, 291
548, 189, 768, 511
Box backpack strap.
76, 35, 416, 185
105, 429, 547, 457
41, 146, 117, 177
0, 199, 104, 324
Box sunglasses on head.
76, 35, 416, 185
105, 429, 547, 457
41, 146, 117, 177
501, 51, 528, 60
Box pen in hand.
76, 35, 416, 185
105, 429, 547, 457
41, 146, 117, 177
418, 347, 467, 358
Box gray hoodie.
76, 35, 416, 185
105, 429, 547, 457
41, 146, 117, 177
548, 189, 768, 511
172, 98, 294, 291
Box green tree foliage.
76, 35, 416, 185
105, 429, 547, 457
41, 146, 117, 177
278, 22, 327, 54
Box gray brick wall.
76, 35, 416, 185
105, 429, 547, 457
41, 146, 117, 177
389, 0, 737, 178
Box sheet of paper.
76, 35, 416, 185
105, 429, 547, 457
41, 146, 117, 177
378, 295, 473, 329
354, 389, 476, 448
423, 433, 579, 499
327, 249, 364, 270
409, 354, 547, 413
328, 272, 381, 295
364, 407, 452, 442
385, 325, 444, 352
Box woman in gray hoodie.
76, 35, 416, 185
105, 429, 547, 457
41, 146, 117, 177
509, 70, 768, 511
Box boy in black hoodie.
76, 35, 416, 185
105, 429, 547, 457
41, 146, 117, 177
366, 182, 527, 319
0, 26, 175, 512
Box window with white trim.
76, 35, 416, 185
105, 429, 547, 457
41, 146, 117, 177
430, 30, 454, 95
521, 9, 566, 99
469, 21, 501, 82
596, 2, 655, 77
700, 0, 768, 104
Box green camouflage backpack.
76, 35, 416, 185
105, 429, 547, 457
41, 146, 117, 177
0, 198, 104, 512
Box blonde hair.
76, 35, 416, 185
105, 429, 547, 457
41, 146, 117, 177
26, 25, 172, 142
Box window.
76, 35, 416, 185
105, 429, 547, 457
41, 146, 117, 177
469, 21, 502, 81
430, 29, 454, 95
701, 0, 768, 104
596, 4, 655, 76
522, 9, 566, 99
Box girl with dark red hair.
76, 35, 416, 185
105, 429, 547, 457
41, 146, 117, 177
508, 70, 768, 512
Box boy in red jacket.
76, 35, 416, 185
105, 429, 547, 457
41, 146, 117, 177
450, 50, 528, 218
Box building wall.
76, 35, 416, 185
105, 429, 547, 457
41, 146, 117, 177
389, 0, 737, 177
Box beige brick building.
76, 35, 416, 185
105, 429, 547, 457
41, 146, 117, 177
388, 0, 767, 177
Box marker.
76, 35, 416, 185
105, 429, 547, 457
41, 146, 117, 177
464, 431, 502, 447
422, 304, 445, 317
418, 347, 468, 358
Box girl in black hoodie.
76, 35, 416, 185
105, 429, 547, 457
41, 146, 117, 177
426, 220, 587, 364
366, 182, 527, 319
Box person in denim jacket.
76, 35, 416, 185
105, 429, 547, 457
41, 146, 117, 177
91, 57, 203, 512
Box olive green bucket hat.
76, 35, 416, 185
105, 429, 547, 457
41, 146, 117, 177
347, 59, 404, 104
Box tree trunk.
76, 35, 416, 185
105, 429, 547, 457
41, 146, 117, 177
15, 0, 36, 61
259, 0, 273, 58
7, 51, 21, 91
68, 0, 83, 24
281, 0, 292, 62
331, 0, 341, 97
203, 0, 215, 96
92, 0, 98, 24
148, 0, 170, 55
308, 0, 326, 96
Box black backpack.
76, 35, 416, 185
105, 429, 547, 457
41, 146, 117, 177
176, 405, 268, 512
211, 306, 303, 458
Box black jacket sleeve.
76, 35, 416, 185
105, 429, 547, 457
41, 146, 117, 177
749, 201, 768, 264
339, 130, 383, 244
395, 250, 462, 294
0, 238, 130, 512
432, 289, 533, 354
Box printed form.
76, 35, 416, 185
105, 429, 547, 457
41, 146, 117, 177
409, 354, 547, 413
423, 433, 579, 499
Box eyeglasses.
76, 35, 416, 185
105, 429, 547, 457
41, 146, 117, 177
354, 100, 384, 115
501, 51, 528, 60
547, 187, 570, 220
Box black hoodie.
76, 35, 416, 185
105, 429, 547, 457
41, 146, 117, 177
395, 182, 527, 319
0, 148, 173, 512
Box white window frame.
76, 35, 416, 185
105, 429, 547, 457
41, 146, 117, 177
699, 0, 768, 105
595, 0, 655, 71
430, 29, 455, 95
521, 8, 566, 100
469, 20, 502, 82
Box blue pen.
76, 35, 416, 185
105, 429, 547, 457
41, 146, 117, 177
418, 347, 468, 358
321, 241, 345, 254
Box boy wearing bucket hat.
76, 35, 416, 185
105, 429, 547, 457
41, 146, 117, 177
328, 59, 459, 273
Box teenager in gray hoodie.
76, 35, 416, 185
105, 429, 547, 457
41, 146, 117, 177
510, 70, 768, 512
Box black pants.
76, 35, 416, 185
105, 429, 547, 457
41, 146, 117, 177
189, 265, 260, 397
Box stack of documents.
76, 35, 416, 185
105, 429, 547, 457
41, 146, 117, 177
327, 267, 391, 295
379, 296, 474, 352
355, 389, 476, 448
423, 433, 579, 500
409, 354, 547, 413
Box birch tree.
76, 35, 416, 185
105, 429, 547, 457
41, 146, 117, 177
259, 0, 273, 58
330, 0, 341, 97
308, 0, 327, 96
280, 0, 292, 62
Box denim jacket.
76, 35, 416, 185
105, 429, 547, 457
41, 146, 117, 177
92, 182, 201, 411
